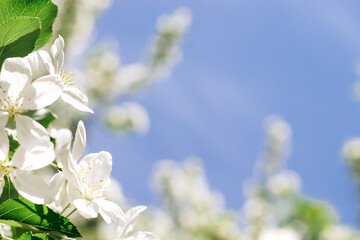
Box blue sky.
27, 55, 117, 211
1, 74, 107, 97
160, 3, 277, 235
88, 1, 360, 226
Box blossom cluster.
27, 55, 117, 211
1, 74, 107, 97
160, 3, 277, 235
0, 36, 158, 240
126, 117, 360, 240
51, 4, 191, 136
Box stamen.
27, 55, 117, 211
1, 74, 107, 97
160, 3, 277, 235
60, 69, 80, 89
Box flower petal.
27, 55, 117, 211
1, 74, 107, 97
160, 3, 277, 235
0, 177, 5, 198
78, 151, 112, 189
53, 128, 72, 158
0, 112, 8, 127
93, 198, 125, 225
15, 115, 51, 149
21, 75, 63, 110
26, 50, 54, 80
72, 121, 86, 161
50, 36, 65, 74
117, 206, 147, 238
60, 148, 81, 190
73, 198, 98, 219
0, 58, 31, 102
49, 172, 66, 206
0, 128, 9, 160
11, 145, 55, 170
61, 87, 93, 113
11, 169, 51, 204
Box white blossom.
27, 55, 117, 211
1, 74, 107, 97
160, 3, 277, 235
116, 206, 160, 240
59, 121, 125, 224
0, 57, 61, 169
0, 129, 51, 204
27, 36, 93, 113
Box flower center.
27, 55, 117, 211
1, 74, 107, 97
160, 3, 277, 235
0, 90, 26, 119
77, 161, 106, 201
60, 69, 80, 89
0, 158, 11, 177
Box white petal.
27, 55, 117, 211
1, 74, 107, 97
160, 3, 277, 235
50, 36, 65, 74
125, 206, 147, 220
61, 87, 93, 113
117, 206, 147, 238
53, 128, 72, 159
72, 121, 86, 161
124, 206, 147, 235
49, 172, 66, 206
0, 177, 5, 198
15, 115, 51, 149
11, 169, 51, 204
0, 90, 6, 109
60, 148, 81, 190
93, 198, 125, 225
0, 58, 31, 102
0, 112, 8, 127
73, 198, 98, 219
21, 75, 63, 110
78, 151, 112, 189
0, 128, 8, 160
26, 50, 54, 79
11, 145, 55, 170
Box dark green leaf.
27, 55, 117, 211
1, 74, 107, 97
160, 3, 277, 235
23, 109, 58, 129
0, 0, 58, 50
0, 17, 40, 66
0, 198, 81, 238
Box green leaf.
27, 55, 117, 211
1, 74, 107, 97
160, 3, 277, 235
11, 225, 28, 239
0, 17, 40, 66
23, 109, 58, 129
0, 16, 40, 47
0, 177, 19, 203
18, 232, 54, 240
0, 0, 58, 50
0, 198, 81, 238
7, 130, 20, 159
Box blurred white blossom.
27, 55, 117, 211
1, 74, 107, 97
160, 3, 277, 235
320, 225, 360, 240
116, 64, 151, 94
267, 170, 301, 196
343, 138, 360, 164
149, 7, 192, 80
104, 102, 150, 135
258, 228, 301, 240
261, 115, 292, 176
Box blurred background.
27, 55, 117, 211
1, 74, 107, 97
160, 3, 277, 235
51, 0, 360, 239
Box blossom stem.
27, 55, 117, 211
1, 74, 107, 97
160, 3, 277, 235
66, 208, 77, 218
50, 163, 60, 170
60, 203, 71, 215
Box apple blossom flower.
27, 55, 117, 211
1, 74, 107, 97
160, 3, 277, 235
26, 36, 93, 113
116, 206, 160, 240
58, 121, 125, 224
48, 121, 86, 209
0, 57, 61, 168
0, 129, 51, 204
